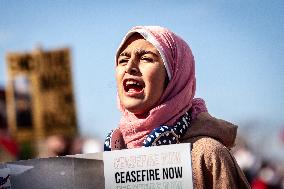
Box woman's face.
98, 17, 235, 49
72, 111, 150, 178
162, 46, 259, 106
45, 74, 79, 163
116, 34, 167, 115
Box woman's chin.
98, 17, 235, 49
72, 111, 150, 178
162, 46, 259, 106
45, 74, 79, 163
122, 103, 150, 116
125, 106, 147, 115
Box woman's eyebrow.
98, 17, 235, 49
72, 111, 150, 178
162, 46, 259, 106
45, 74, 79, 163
119, 49, 159, 57
119, 52, 131, 57
136, 49, 159, 57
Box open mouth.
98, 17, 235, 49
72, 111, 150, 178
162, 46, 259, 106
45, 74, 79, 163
123, 79, 144, 93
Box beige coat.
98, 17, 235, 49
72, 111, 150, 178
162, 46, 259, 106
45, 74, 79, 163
182, 112, 251, 188
109, 112, 251, 188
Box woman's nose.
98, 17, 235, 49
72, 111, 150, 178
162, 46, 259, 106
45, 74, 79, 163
125, 58, 139, 75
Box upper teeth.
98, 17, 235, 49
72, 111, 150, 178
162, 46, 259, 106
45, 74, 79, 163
126, 80, 140, 86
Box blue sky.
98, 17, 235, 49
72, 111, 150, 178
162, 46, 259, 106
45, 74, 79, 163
0, 1, 284, 157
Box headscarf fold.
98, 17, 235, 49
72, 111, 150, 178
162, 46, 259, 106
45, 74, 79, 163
117, 26, 206, 148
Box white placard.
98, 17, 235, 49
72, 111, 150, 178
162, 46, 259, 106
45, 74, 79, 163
103, 143, 193, 189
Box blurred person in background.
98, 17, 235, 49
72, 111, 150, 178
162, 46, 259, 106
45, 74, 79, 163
104, 26, 250, 188
69, 136, 103, 155
233, 136, 260, 184
38, 134, 68, 158
81, 137, 103, 154
251, 161, 282, 189
69, 136, 84, 155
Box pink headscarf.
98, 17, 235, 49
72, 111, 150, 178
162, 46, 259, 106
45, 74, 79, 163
116, 26, 206, 148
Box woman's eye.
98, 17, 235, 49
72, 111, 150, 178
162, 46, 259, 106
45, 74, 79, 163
118, 59, 128, 65
141, 57, 153, 62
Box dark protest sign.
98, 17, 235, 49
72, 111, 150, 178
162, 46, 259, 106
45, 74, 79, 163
5, 48, 77, 144
0, 156, 104, 189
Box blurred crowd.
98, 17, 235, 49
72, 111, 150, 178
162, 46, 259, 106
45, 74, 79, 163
37, 134, 103, 158
0, 127, 103, 161
233, 137, 284, 189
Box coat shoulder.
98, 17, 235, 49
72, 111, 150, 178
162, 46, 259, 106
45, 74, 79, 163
191, 137, 229, 159
186, 137, 251, 189
190, 137, 232, 171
